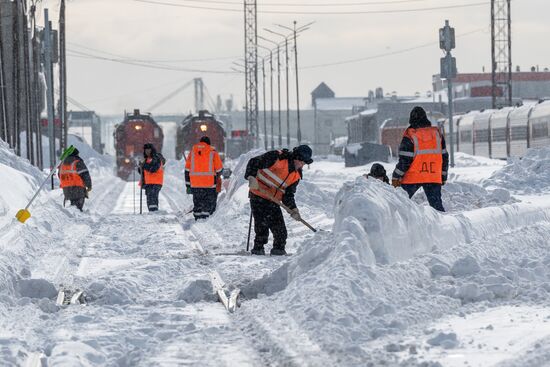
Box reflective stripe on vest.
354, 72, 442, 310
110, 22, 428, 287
250, 158, 300, 202
59, 161, 86, 188
188, 143, 222, 188
401, 127, 443, 185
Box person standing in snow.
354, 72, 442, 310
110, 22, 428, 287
58, 148, 92, 211
365, 163, 389, 184
138, 143, 166, 212
391, 106, 449, 212
185, 136, 224, 220
245, 145, 313, 256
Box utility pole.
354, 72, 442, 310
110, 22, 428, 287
269, 51, 274, 150
244, 0, 259, 149
0, 15, 8, 144
59, 0, 68, 149
262, 58, 267, 150
439, 20, 457, 167
491, 0, 512, 108
293, 21, 301, 144
43, 9, 56, 188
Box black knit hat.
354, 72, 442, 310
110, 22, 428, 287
409, 106, 431, 128
200, 136, 211, 145
292, 144, 313, 164
369, 163, 386, 177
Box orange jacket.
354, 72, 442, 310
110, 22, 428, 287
185, 143, 223, 188
143, 157, 164, 185
401, 127, 444, 184
250, 157, 301, 203
59, 160, 86, 188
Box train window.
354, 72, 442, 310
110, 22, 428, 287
511, 126, 528, 141
474, 129, 489, 143
460, 130, 472, 142
492, 127, 506, 142
532, 122, 549, 139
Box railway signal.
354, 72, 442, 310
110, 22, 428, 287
440, 20, 456, 167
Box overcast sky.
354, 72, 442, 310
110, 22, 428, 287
38, 0, 548, 115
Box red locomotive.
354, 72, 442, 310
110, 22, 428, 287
114, 109, 164, 180
176, 110, 225, 160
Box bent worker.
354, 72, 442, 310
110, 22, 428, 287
244, 145, 313, 256
58, 148, 92, 211
391, 106, 449, 211
139, 143, 166, 212
365, 163, 389, 184
185, 136, 223, 220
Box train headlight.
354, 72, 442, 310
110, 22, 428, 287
200, 124, 208, 132
135, 125, 142, 130
124, 158, 131, 163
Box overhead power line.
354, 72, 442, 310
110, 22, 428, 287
132, 0, 488, 15
302, 28, 486, 69
67, 49, 238, 74
131, 0, 456, 6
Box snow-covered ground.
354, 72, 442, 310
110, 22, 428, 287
1, 140, 550, 367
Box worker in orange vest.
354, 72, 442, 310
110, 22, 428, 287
245, 145, 313, 256
185, 136, 223, 220
138, 143, 166, 212
391, 106, 449, 211
58, 148, 92, 211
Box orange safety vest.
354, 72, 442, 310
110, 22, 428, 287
143, 157, 164, 185
250, 156, 301, 203
401, 127, 443, 184
185, 143, 223, 188
59, 160, 86, 188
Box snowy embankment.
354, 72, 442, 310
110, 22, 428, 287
236, 149, 550, 366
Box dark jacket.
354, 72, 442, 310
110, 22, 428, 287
60, 151, 92, 200
245, 149, 301, 209
392, 111, 449, 183
138, 145, 165, 186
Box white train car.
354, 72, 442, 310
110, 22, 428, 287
472, 110, 495, 158
528, 100, 550, 149
488, 107, 513, 159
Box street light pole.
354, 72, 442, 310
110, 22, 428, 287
259, 36, 282, 148
262, 58, 267, 150
258, 43, 274, 150
265, 28, 291, 147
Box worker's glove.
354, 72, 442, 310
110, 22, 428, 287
186, 186, 192, 195
392, 178, 401, 188
86, 187, 92, 193
290, 208, 301, 221
248, 176, 259, 190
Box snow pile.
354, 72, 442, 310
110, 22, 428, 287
67, 134, 113, 175
239, 177, 550, 365
454, 152, 503, 167
485, 147, 550, 193
411, 181, 517, 212
334, 177, 463, 264
0, 139, 43, 181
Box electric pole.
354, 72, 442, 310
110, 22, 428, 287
43, 9, 56, 187
59, 0, 68, 149
491, 0, 512, 109
244, 0, 259, 149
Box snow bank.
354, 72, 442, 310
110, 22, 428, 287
485, 147, 550, 193
68, 134, 113, 175
454, 152, 503, 167
412, 181, 517, 212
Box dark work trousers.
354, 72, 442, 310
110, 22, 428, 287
250, 194, 287, 251
144, 184, 162, 212
192, 188, 218, 220
402, 183, 445, 212
69, 197, 85, 211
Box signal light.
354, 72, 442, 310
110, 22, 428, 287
200, 124, 208, 132
135, 125, 142, 130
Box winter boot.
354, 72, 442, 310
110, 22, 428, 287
270, 247, 287, 256
251, 246, 265, 256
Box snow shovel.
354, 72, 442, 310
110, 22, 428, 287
15, 145, 76, 223
257, 187, 318, 233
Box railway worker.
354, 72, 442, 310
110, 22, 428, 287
185, 136, 224, 220
139, 143, 166, 212
245, 145, 313, 256
391, 106, 449, 212
365, 163, 389, 184
59, 148, 92, 211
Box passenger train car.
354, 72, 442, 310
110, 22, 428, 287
176, 110, 226, 161
440, 100, 550, 159
114, 109, 164, 180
